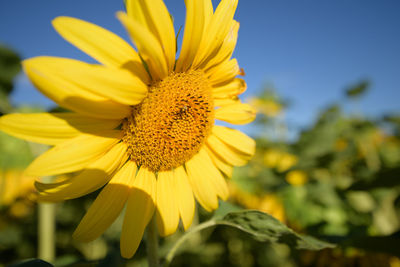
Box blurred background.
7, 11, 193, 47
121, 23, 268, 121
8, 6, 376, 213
0, 0, 399, 266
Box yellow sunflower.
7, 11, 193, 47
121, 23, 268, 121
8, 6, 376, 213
0, 0, 255, 258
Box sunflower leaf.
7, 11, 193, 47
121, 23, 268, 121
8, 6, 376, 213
164, 210, 334, 266
8, 259, 54, 267
217, 210, 335, 250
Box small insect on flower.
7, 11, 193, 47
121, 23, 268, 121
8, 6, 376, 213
0, 0, 256, 258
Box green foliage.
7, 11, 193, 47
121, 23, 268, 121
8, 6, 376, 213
1, 44, 399, 266
0, 44, 21, 114
238, 80, 400, 265
345, 80, 369, 99
0, 132, 35, 170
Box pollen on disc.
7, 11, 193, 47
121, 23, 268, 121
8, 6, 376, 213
122, 70, 214, 172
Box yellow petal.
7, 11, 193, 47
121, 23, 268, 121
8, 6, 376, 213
212, 125, 255, 156
173, 166, 195, 230
0, 112, 121, 145
23, 57, 130, 119
28, 57, 147, 106
52, 16, 149, 83
207, 58, 240, 86
192, 0, 238, 68
203, 20, 239, 70
175, 0, 206, 71
72, 161, 137, 242
203, 0, 214, 28
201, 148, 229, 201
25, 131, 121, 176
212, 78, 246, 99
214, 97, 239, 107
120, 167, 156, 259
204, 145, 233, 177
117, 12, 168, 80
36, 142, 128, 202
126, 0, 176, 72
156, 171, 179, 236
206, 134, 249, 166
185, 149, 220, 211
215, 102, 256, 125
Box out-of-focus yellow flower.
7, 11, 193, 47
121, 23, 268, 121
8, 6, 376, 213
276, 153, 298, 172
263, 149, 282, 168
257, 194, 285, 222
263, 149, 298, 172
0, 170, 36, 206
371, 129, 385, 147
9, 200, 33, 218
334, 138, 348, 152
285, 170, 308, 186
249, 97, 282, 117
390, 256, 400, 267
228, 182, 285, 222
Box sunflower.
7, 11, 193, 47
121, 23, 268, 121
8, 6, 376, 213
0, 0, 255, 258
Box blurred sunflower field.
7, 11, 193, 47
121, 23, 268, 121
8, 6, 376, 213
1, 41, 400, 266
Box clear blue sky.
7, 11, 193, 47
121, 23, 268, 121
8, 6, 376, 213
1, 0, 399, 134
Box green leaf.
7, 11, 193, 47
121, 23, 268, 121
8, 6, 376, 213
0, 44, 21, 96
8, 259, 54, 267
164, 210, 334, 266
218, 210, 335, 250
212, 201, 243, 219
345, 80, 369, 98
349, 166, 400, 190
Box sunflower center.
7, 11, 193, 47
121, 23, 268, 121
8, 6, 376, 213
122, 70, 214, 172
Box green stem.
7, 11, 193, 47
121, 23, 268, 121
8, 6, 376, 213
164, 220, 217, 266
146, 215, 159, 267
38, 201, 56, 262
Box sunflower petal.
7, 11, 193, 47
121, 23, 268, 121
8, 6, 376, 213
25, 131, 121, 176
214, 97, 239, 107
120, 167, 156, 259
173, 166, 195, 230
203, 0, 214, 27
206, 134, 249, 166
23, 57, 130, 119
72, 161, 137, 242
192, 0, 238, 68
212, 78, 246, 99
126, 0, 176, 72
0, 112, 121, 145
27, 57, 147, 106
117, 12, 168, 80
207, 58, 240, 86
212, 125, 255, 156
36, 142, 128, 202
203, 20, 239, 70
156, 171, 179, 236
204, 145, 233, 177
185, 149, 220, 211
175, 0, 206, 71
52, 16, 148, 80
201, 148, 229, 200
215, 102, 256, 125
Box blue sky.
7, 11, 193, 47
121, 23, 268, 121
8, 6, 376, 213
1, 0, 399, 135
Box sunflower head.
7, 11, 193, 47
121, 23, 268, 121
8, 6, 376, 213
0, 0, 256, 259
122, 70, 214, 172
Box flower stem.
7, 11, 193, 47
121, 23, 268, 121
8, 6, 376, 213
146, 215, 159, 267
38, 201, 56, 262
164, 220, 216, 266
